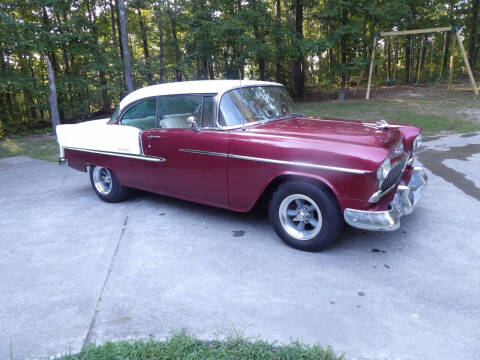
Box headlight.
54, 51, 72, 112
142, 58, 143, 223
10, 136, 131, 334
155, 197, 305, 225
413, 134, 422, 153
377, 157, 391, 181
392, 139, 404, 156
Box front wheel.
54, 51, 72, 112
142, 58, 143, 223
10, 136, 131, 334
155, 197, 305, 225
89, 166, 129, 203
269, 181, 343, 251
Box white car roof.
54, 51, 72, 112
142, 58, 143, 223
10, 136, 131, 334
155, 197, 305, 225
119, 79, 283, 110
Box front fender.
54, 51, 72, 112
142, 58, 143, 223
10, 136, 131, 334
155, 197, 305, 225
228, 163, 374, 212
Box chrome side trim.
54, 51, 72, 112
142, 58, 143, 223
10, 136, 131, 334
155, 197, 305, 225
228, 154, 368, 174
64, 147, 165, 162
180, 148, 368, 174
179, 148, 228, 158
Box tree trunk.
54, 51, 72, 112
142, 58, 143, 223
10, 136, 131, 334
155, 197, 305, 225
250, 0, 265, 80
114, 0, 124, 61
45, 56, 60, 134
338, 8, 348, 100
405, 37, 411, 83
136, 8, 152, 84
442, 31, 451, 75
19, 56, 37, 125
274, 0, 282, 83
202, 57, 208, 79
155, 4, 165, 83
109, 0, 119, 55
118, 0, 134, 92
468, 0, 479, 71
293, 0, 304, 97
209, 61, 214, 79
85, 2, 111, 113
170, 0, 182, 81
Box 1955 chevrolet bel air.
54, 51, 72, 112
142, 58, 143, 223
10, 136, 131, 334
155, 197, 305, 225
56, 80, 427, 251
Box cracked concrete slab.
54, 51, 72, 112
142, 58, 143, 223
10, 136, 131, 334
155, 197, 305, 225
1, 132, 480, 360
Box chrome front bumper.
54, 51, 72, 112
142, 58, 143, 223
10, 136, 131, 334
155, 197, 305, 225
344, 167, 428, 231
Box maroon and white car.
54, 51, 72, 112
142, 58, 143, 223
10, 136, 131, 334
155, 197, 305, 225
57, 80, 427, 251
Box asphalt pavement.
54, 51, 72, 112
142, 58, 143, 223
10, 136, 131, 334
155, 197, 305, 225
1, 132, 479, 360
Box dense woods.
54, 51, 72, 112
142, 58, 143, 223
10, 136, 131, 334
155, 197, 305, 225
0, 0, 479, 136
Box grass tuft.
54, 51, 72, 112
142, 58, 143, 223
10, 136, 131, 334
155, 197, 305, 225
58, 332, 343, 360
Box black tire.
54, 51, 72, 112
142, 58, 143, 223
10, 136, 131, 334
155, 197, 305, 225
89, 165, 129, 203
269, 181, 343, 251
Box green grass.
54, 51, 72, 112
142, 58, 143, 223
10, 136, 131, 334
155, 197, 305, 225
57, 333, 341, 360
298, 100, 480, 135
298, 85, 480, 135
0, 134, 58, 162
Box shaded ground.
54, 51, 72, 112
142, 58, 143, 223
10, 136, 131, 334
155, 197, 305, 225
1, 132, 480, 360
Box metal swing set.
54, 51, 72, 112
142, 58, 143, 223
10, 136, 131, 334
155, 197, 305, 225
366, 26, 479, 100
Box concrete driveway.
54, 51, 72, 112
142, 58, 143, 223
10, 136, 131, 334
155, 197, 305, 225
1, 132, 480, 360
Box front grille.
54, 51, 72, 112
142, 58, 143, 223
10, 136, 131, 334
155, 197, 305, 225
381, 155, 408, 191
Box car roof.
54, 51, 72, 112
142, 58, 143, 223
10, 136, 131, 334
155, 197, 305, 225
119, 79, 283, 110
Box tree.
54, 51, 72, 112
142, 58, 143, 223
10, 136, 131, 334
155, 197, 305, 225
45, 56, 60, 134
1, 0, 479, 137
468, 0, 479, 71
293, 0, 305, 97
118, 0, 134, 92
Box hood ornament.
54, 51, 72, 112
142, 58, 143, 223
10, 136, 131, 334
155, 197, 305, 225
362, 120, 402, 130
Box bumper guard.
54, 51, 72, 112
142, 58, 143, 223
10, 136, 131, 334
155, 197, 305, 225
344, 167, 428, 231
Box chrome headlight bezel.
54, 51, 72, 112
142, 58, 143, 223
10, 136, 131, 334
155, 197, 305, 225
392, 139, 404, 156
412, 134, 422, 153
376, 157, 391, 182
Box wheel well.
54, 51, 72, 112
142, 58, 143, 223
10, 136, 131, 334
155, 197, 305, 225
255, 174, 339, 210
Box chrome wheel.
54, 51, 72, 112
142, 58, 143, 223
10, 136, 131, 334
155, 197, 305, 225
279, 194, 323, 241
92, 167, 113, 195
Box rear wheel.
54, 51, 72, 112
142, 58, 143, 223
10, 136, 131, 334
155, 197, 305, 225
269, 181, 343, 251
89, 166, 128, 203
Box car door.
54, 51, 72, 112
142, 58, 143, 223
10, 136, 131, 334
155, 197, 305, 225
141, 94, 229, 209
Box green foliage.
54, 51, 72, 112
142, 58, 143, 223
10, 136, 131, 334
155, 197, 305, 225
0, 0, 478, 136
59, 332, 342, 360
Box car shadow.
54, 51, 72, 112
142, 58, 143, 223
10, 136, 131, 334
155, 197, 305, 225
127, 188, 414, 254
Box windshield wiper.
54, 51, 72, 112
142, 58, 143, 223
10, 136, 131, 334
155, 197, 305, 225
266, 113, 304, 122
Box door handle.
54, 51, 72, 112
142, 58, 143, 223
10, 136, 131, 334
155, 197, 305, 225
147, 135, 161, 140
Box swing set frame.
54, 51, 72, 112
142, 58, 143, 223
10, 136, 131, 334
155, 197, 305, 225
366, 26, 479, 100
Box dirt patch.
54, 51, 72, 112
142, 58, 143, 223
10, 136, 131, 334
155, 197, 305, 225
457, 107, 480, 123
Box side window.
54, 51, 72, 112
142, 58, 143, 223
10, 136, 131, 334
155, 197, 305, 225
202, 96, 216, 128
121, 99, 157, 130
158, 95, 203, 129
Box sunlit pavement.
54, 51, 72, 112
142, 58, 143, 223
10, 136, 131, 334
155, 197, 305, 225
1, 132, 479, 360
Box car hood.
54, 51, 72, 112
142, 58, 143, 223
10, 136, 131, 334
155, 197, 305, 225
246, 116, 402, 149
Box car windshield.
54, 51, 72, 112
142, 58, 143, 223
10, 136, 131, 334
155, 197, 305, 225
219, 86, 302, 127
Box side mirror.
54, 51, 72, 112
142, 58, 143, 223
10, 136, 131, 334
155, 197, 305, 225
186, 115, 199, 130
